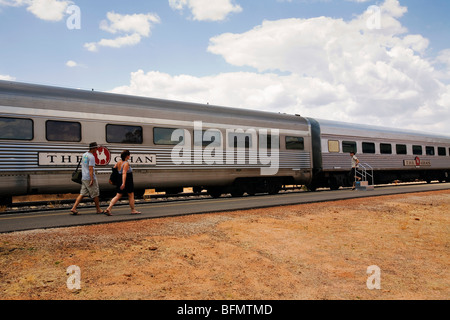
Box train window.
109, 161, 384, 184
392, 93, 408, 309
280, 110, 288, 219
328, 140, 340, 153
426, 146, 435, 156
413, 145, 422, 155
107, 124, 142, 144
153, 127, 184, 145
259, 133, 279, 149
286, 136, 304, 150
396, 144, 407, 155
380, 143, 392, 154
194, 129, 221, 147
342, 141, 356, 153
229, 132, 253, 149
0, 117, 33, 140
362, 142, 375, 154
46, 120, 81, 142
438, 147, 446, 156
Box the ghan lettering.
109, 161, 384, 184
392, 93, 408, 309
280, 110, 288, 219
46, 154, 57, 163
403, 159, 431, 167
61, 155, 74, 163
39, 153, 156, 166
112, 155, 156, 165
39, 153, 82, 166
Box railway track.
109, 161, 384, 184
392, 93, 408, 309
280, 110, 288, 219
0, 182, 449, 234
3, 181, 448, 216
0, 186, 306, 215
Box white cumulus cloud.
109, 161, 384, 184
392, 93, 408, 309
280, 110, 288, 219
65, 60, 78, 67
0, 74, 16, 81
435, 49, 450, 80
84, 12, 160, 52
0, 0, 71, 21
99, 11, 160, 37
26, 0, 70, 21
113, 0, 450, 135
169, 0, 242, 21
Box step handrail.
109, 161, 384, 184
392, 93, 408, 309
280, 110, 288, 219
355, 162, 374, 186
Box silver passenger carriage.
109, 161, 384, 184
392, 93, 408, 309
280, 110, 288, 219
0, 81, 313, 204
309, 119, 450, 190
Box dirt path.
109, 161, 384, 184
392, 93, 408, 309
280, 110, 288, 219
0, 190, 449, 300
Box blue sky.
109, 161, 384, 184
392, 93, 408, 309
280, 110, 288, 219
1, 0, 449, 135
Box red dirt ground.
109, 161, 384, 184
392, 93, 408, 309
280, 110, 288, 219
0, 190, 449, 300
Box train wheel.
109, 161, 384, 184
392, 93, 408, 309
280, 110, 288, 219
193, 186, 203, 193
267, 183, 281, 195
0, 196, 12, 206
329, 177, 340, 190
246, 184, 256, 196
207, 187, 223, 198
230, 190, 244, 197
330, 184, 340, 191
244, 182, 258, 196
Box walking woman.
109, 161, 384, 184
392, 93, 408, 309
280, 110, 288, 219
104, 150, 141, 215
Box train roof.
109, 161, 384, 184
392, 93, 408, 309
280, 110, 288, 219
2, 81, 449, 142
316, 118, 450, 143
0, 80, 309, 130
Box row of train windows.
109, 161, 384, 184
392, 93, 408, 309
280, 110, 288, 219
328, 140, 450, 156
0, 117, 305, 150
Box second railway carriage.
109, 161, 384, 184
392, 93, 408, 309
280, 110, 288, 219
307, 119, 450, 190
0, 80, 313, 203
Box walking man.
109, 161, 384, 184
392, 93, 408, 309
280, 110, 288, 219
71, 142, 103, 215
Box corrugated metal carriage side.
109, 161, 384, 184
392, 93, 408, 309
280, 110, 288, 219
0, 81, 314, 204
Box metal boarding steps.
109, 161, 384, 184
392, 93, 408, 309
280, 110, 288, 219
355, 163, 374, 191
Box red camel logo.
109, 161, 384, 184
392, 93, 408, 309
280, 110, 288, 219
95, 147, 111, 166
415, 156, 421, 166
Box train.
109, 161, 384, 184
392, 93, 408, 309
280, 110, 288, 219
0, 80, 449, 204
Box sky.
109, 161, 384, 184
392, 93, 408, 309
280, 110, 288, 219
0, 0, 449, 136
